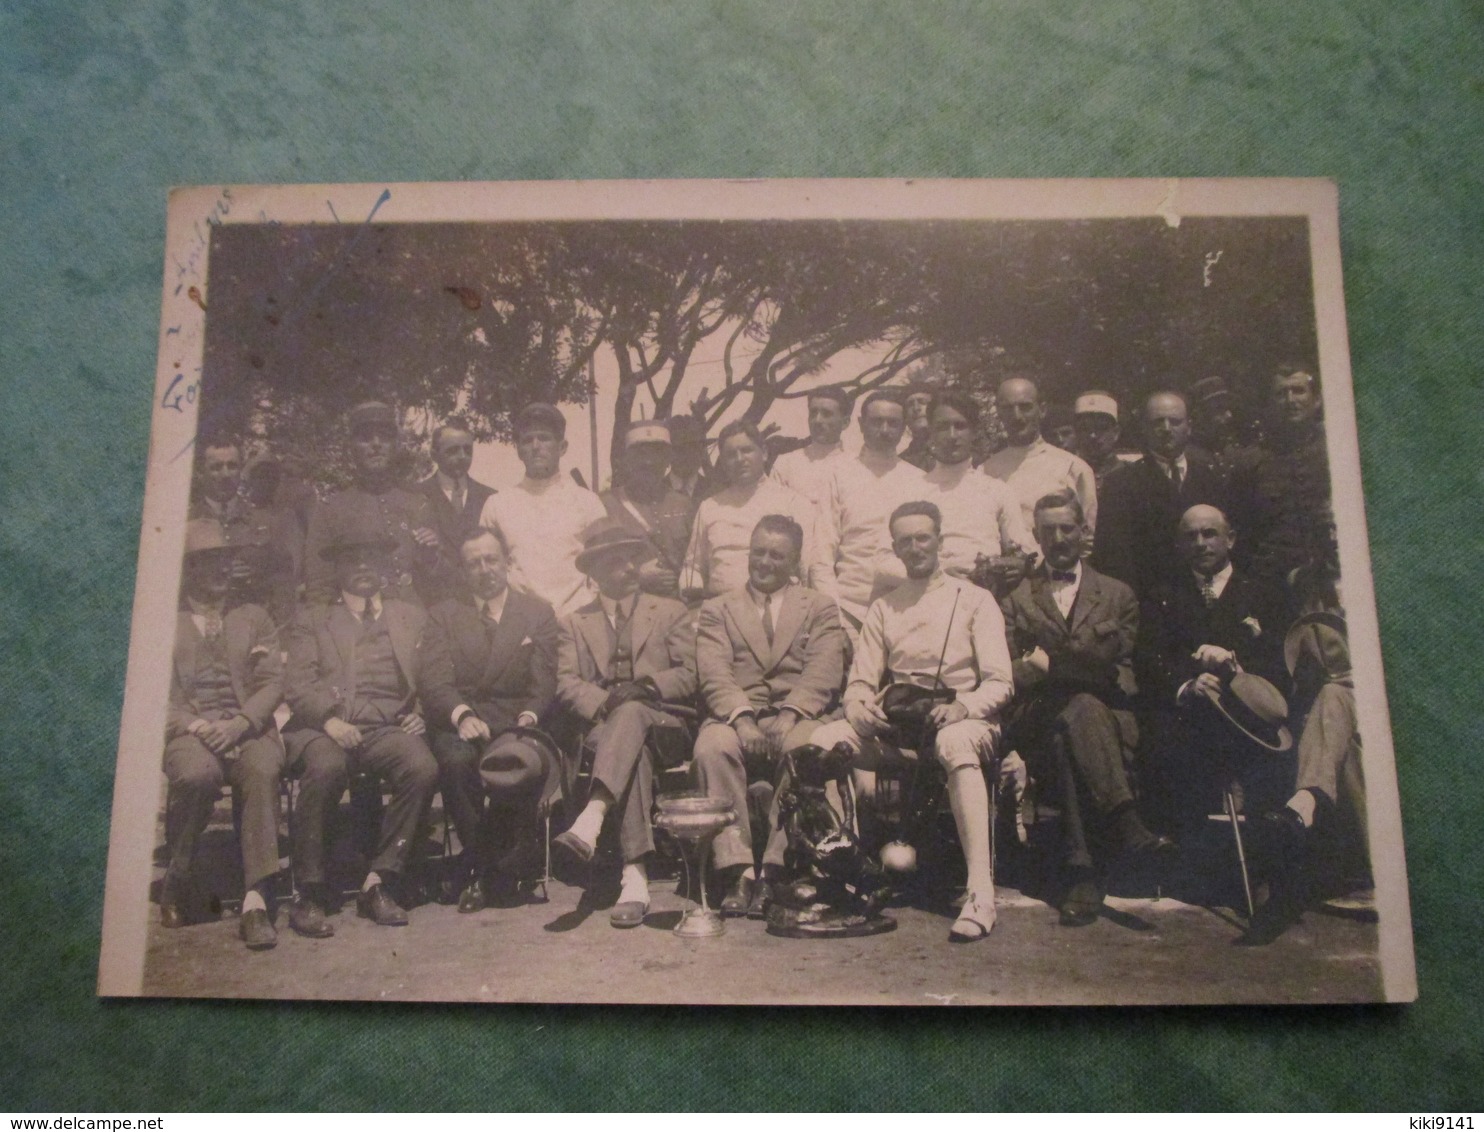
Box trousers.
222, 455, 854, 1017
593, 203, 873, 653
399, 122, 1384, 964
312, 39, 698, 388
163, 733, 285, 892
691, 715, 820, 871
585, 700, 688, 863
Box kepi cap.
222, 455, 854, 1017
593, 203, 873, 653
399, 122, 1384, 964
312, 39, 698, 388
1074, 392, 1119, 420
625, 421, 672, 447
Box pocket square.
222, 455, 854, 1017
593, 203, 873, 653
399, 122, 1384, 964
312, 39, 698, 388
519, 636, 533, 647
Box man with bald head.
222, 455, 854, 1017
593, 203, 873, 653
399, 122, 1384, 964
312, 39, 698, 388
1093, 390, 1226, 597
1136, 503, 1287, 837
982, 377, 1098, 539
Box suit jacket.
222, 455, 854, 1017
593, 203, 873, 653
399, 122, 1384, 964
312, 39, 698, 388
556, 593, 697, 722
1001, 565, 1139, 701
1135, 568, 1287, 708
696, 583, 845, 724
283, 598, 426, 755
302, 484, 455, 607
167, 605, 284, 740
1092, 453, 1227, 597
417, 474, 497, 593
417, 590, 559, 734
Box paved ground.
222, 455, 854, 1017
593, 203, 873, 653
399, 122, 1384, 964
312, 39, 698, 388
140, 800, 1382, 1006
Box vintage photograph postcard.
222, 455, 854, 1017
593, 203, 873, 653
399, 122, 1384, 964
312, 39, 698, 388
98, 178, 1415, 1005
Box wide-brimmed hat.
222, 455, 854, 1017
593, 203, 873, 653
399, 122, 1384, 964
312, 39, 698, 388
318, 526, 398, 562
573, 517, 656, 575
183, 518, 229, 559
479, 727, 561, 793
1210, 672, 1293, 753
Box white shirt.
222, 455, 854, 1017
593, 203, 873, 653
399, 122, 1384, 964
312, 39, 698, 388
1150, 453, 1189, 488
435, 470, 470, 508
1046, 561, 1083, 620
817, 449, 929, 623
981, 437, 1099, 536
479, 474, 607, 620
680, 478, 821, 598
596, 591, 638, 631
919, 459, 1035, 580
340, 591, 384, 620
845, 571, 1013, 722
771, 440, 849, 511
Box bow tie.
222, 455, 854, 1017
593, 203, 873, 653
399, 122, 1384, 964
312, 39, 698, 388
1049, 569, 1077, 583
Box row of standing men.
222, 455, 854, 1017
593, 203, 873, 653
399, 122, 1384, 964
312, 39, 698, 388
165, 369, 1355, 951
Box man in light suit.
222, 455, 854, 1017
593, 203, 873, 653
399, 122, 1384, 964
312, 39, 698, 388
552, 518, 698, 927
1002, 490, 1172, 927
416, 422, 496, 599
418, 526, 559, 911
282, 527, 439, 938
163, 520, 286, 949
693, 514, 846, 919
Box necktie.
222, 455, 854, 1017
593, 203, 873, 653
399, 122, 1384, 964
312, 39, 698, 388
1201, 578, 1217, 607
361, 604, 377, 629
451, 482, 466, 516
762, 593, 775, 645
203, 610, 223, 641
483, 601, 499, 633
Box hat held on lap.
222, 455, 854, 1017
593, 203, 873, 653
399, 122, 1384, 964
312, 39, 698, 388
478, 727, 561, 793
1210, 672, 1293, 753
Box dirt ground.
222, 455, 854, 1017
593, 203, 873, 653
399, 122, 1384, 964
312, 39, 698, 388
139, 797, 1381, 1006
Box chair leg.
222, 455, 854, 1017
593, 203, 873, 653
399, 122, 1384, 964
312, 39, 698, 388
1225, 786, 1255, 920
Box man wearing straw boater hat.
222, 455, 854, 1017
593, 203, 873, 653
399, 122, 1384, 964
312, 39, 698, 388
161, 519, 286, 949
282, 523, 438, 938
418, 526, 561, 911
599, 419, 695, 601
810, 499, 1014, 943
551, 517, 698, 928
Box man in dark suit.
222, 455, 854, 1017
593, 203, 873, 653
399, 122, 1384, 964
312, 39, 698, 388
551, 518, 698, 928
1094, 391, 1226, 597
302, 401, 455, 607
163, 520, 286, 949
693, 514, 846, 918
1136, 503, 1290, 837
418, 526, 560, 911
416, 422, 496, 598
1003, 490, 1172, 926
282, 527, 439, 937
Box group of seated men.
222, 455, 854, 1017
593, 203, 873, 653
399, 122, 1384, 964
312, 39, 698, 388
162, 368, 1363, 952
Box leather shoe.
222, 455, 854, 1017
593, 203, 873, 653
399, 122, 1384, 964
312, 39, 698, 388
949, 891, 996, 942
159, 901, 185, 929
746, 876, 774, 920
239, 907, 277, 950
1059, 877, 1105, 927
720, 870, 754, 918
288, 895, 334, 938
553, 829, 595, 865
457, 877, 488, 914
356, 883, 409, 927
609, 900, 648, 928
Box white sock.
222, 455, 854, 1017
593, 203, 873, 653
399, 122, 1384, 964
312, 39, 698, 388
241, 889, 266, 914
741, 866, 756, 881
618, 861, 649, 905
362, 871, 381, 892
1287, 791, 1317, 828
569, 799, 607, 846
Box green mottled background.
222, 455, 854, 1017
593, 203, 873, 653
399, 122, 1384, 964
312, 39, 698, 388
2, 1, 1480, 1111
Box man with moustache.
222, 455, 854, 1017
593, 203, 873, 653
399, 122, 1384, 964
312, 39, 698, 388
770, 385, 855, 510
692, 514, 847, 919
303, 401, 452, 607
816, 390, 929, 633
599, 420, 694, 601
680, 420, 819, 602
1094, 391, 1226, 597
982, 377, 1099, 537
811, 501, 1013, 943
418, 527, 560, 911
479, 402, 608, 620
282, 527, 439, 938
162, 520, 286, 949
552, 519, 699, 928
1002, 491, 1172, 927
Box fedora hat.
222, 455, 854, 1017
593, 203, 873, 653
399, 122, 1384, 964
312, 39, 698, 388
318, 526, 399, 562
478, 727, 561, 793
574, 517, 656, 576
1210, 672, 1293, 753
183, 518, 229, 559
